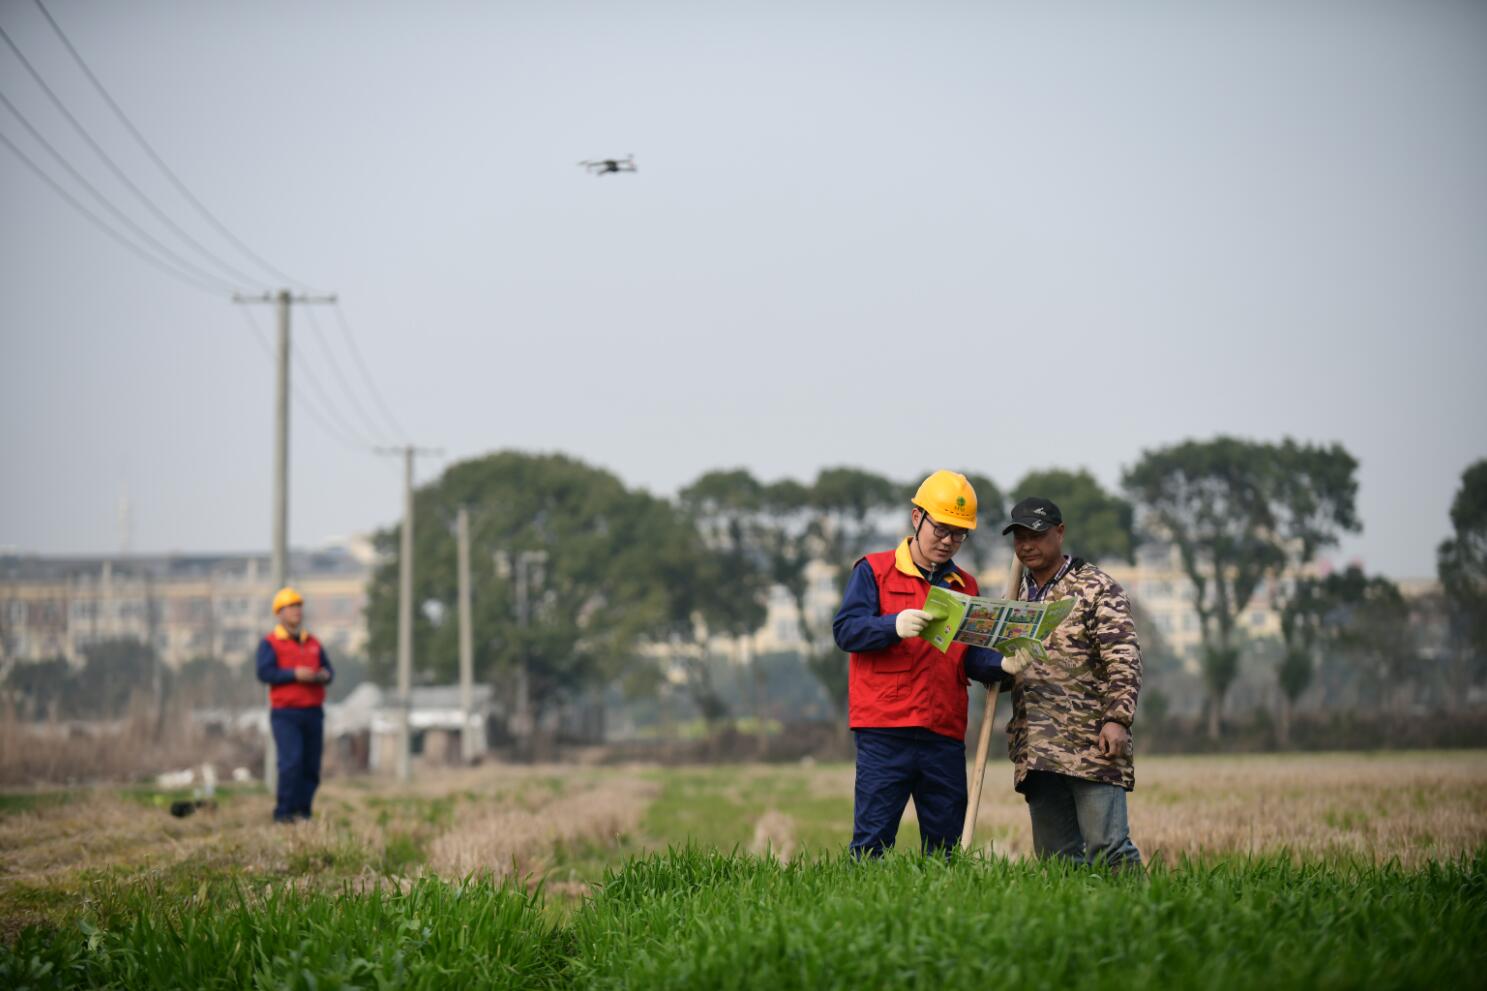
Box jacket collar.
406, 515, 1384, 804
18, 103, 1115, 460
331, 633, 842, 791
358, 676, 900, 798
273, 624, 309, 643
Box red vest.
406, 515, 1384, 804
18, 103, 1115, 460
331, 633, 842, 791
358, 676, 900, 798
848, 545, 980, 740
266, 629, 327, 709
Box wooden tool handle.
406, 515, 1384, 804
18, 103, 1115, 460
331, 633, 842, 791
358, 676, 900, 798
960, 556, 1025, 851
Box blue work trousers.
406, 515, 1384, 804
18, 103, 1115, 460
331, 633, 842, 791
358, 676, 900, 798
1023, 769, 1142, 869
851, 729, 966, 858
270, 706, 323, 822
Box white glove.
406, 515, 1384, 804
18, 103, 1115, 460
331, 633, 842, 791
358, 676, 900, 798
1001, 648, 1033, 676
894, 609, 933, 639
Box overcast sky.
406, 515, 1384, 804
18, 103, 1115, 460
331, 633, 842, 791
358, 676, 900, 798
2, 0, 1483, 578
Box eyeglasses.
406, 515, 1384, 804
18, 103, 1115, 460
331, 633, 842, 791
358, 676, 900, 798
927, 521, 970, 543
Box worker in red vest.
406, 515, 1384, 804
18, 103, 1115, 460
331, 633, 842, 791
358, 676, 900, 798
832, 471, 1016, 856
256, 586, 334, 823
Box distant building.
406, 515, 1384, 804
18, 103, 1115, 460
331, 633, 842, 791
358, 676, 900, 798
0, 540, 373, 671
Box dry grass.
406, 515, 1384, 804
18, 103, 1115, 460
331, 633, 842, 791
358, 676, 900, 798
961, 750, 1487, 866
666, 752, 1487, 867
0, 763, 658, 937
2, 752, 1483, 937
0, 707, 258, 788
425, 771, 657, 878
749, 809, 798, 860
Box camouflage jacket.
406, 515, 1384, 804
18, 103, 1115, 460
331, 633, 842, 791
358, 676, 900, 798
1007, 558, 1142, 791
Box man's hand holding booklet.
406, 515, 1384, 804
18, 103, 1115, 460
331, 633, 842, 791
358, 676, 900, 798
918, 587, 1074, 661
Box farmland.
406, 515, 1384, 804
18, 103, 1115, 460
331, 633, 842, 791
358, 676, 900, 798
3, 752, 1485, 988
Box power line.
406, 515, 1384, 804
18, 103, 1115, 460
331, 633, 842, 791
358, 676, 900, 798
0, 88, 238, 294
0, 126, 227, 295
329, 302, 409, 441
3, 7, 406, 451
236, 303, 275, 360
29, 0, 324, 295
290, 345, 381, 450
238, 304, 366, 452
282, 323, 381, 449
302, 305, 395, 445
237, 305, 369, 453
0, 18, 266, 291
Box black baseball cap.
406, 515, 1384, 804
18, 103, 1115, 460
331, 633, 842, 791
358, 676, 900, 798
1001, 497, 1063, 535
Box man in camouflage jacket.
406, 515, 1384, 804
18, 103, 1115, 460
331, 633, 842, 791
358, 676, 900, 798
1002, 496, 1142, 869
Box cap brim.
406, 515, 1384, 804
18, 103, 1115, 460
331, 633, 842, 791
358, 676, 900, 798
1001, 517, 1052, 535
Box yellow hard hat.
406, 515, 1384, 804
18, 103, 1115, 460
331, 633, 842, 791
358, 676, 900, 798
272, 587, 304, 613
912, 470, 978, 531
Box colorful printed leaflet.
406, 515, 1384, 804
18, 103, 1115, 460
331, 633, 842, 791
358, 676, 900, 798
919, 587, 1075, 659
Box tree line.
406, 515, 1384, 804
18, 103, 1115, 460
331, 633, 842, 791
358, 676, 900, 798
360, 441, 1487, 740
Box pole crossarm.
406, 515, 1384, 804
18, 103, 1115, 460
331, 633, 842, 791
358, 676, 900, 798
233, 292, 338, 305
373, 446, 444, 458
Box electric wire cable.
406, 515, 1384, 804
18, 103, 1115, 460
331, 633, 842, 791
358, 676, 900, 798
328, 302, 409, 441
235, 304, 275, 361
29, 0, 326, 295
302, 305, 396, 445
286, 333, 379, 450
0, 19, 267, 291
5, 6, 406, 459
236, 306, 372, 453
0, 89, 239, 294
278, 314, 378, 449
0, 126, 227, 295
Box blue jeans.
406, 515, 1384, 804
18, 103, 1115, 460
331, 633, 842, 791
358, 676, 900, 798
851, 729, 966, 858
270, 707, 323, 822
1023, 770, 1141, 869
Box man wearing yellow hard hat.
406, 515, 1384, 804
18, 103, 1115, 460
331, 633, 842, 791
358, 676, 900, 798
255, 586, 334, 823
831, 471, 1010, 857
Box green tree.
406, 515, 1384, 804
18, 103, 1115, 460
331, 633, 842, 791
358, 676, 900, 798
175, 655, 261, 709
808, 467, 903, 567
1011, 468, 1135, 564
801, 468, 904, 715
77, 638, 159, 719
2, 643, 168, 722
675, 470, 774, 726
1, 656, 74, 720
1126, 597, 1184, 732
680, 466, 911, 719
1276, 576, 1332, 746
1321, 567, 1415, 713
365, 452, 721, 724
1124, 437, 1359, 739
1437, 459, 1487, 689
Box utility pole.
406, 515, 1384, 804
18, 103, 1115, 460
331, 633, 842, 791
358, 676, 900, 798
515, 554, 530, 758
375, 444, 441, 781
233, 289, 335, 791
499, 544, 547, 758
456, 506, 476, 763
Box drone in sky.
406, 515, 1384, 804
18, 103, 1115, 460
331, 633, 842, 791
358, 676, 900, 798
578, 155, 637, 176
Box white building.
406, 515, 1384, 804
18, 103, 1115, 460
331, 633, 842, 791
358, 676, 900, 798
0, 541, 373, 671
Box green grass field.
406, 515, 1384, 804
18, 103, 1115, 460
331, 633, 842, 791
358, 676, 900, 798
3, 851, 1482, 989
3, 754, 1485, 988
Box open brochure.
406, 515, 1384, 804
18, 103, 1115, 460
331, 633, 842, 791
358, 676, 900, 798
919, 587, 1075, 660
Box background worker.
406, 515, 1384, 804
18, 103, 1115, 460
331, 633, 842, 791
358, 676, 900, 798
1001, 497, 1143, 869
256, 587, 333, 824
832, 470, 1011, 857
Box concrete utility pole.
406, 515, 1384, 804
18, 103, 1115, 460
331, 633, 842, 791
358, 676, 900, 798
509, 549, 546, 760
456, 506, 477, 763
234, 289, 335, 792
375, 444, 440, 781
